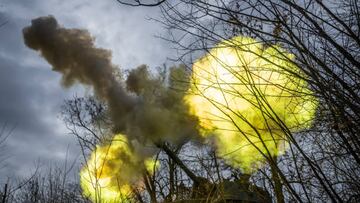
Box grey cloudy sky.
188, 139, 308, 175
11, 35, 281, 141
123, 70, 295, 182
0, 0, 174, 180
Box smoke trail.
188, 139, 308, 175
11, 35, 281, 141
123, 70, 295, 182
23, 16, 135, 132
23, 16, 198, 144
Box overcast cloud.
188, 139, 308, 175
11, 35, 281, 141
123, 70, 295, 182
0, 0, 174, 180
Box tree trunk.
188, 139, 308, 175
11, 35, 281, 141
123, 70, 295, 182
270, 156, 285, 203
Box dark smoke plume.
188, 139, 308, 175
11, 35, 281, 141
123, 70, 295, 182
23, 16, 134, 132
23, 15, 199, 151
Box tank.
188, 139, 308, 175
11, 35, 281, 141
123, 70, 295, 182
172, 175, 271, 203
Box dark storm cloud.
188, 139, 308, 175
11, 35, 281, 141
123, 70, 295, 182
0, 54, 71, 176
0, 57, 58, 135
0, 50, 80, 178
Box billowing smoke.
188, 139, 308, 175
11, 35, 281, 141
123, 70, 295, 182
23, 16, 138, 133
23, 15, 198, 144
23, 16, 199, 201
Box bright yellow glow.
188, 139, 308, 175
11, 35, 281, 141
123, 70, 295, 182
185, 36, 317, 173
80, 134, 159, 202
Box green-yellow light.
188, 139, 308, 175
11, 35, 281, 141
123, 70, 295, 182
80, 134, 159, 202
185, 36, 317, 173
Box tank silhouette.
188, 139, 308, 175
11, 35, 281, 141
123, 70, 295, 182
172, 174, 271, 203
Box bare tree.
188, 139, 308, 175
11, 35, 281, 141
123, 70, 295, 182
0, 123, 16, 203
116, 0, 166, 7
131, 0, 360, 202
114, 0, 360, 202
